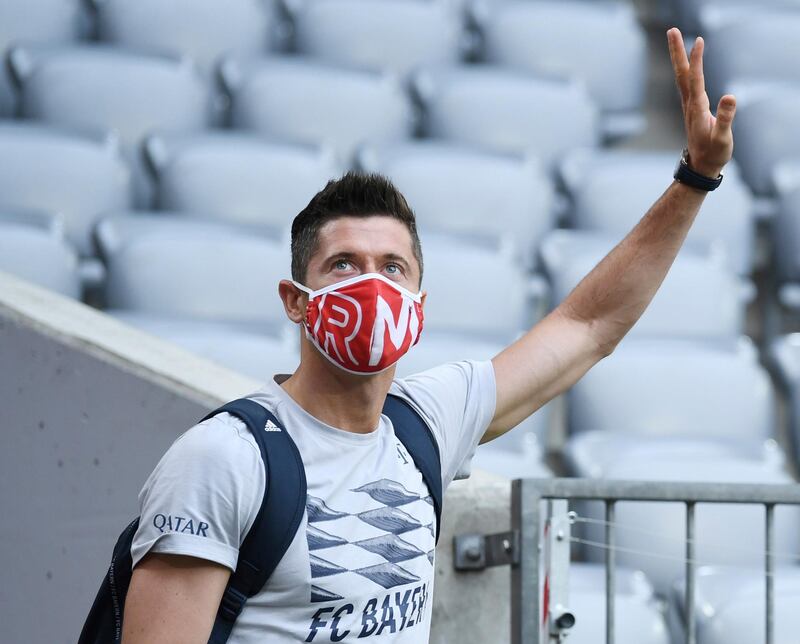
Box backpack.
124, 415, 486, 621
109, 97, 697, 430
78, 393, 443, 644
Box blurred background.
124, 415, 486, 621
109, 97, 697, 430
2, 0, 800, 642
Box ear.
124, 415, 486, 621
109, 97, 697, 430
420, 290, 427, 309
278, 279, 307, 324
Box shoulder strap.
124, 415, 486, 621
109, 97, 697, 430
202, 399, 307, 644
383, 394, 443, 545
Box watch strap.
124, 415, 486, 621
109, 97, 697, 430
673, 149, 723, 191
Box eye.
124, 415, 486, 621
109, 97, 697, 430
333, 259, 352, 271
385, 263, 401, 275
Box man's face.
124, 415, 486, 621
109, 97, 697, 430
303, 215, 422, 292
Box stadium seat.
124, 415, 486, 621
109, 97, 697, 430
567, 563, 670, 644
111, 312, 300, 380
145, 132, 342, 228
476, 0, 647, 140
540, 230, 746, 342
358, 141, 554, 267
772, 167, 800, 307
769, 334, 800, 465
0, 216, 81, 298
396, 329, 553, 478
290, 0, 463, 76
566, 431, 798, 595
419, 229, 544, 341
0, 122, 131, 255
669, 566, 800, 644
9, 45, 212, 205
95, 213, 290, 327
414, 66, 599, 171
221, 56, 414, 164
93, 0, 278, 77
567, 337, 775, 441
0, 0, 88, 116
668, 0, 800, 35
704, 10, 800, 102
560, 149, 755, 276
729, 83, 800, 197
0, 207, 64, 236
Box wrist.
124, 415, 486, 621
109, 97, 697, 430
685, 151, 722, 179
674, 148, 723, 192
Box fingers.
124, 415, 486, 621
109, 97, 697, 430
689, 36, 707, 108
667, 27, 690, 106
714, 94, 737, 136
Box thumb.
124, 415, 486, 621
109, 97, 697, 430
714, 94, 737, 134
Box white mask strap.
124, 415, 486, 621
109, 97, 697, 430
291, 281, 313, 296
291, 273, 421, 302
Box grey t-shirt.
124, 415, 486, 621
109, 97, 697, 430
131, 359, 496, 643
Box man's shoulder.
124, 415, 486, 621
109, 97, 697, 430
169, 410, 263, 467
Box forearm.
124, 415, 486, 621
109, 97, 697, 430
558, 180, 707, 354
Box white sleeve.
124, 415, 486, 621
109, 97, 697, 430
130, 413, 266, 572
390, 359, 497, 489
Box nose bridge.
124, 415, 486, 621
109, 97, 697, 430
362, 255, 381, 274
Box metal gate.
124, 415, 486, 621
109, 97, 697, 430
453, 478, 800, 644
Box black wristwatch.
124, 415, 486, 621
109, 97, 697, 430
673, 148, 723, 191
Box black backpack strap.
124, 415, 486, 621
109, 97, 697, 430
201, 399, 307, 644
383, 394, 443, 544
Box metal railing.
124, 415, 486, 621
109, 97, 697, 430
510, 478, 800, 644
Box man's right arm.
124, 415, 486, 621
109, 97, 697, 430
122, 552, 231, 643
123, 415, 266, 642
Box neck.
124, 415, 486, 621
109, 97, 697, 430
280, 338, 395, 434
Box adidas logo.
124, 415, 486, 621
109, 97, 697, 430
264, 420, 281, 432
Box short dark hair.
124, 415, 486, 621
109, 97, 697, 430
290, 171, 424, 284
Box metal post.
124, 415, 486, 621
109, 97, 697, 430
685, 502, 696, 644
545, 500, 575, 642
766, 503, 775, 644
605, 501, 615, 644
512, 479, 541, 644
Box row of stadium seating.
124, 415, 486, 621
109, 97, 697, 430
0, 0, 649, 137
9, 121, 800, 328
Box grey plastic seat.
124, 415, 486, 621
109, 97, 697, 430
670, 566, 800, 644
704, 10, 800, 102
0, 219, 81, 298
769, 334, 800, 465
0, 0, 87, 116
772, 166, 800, 306
221, 56, 414, 164
729, 83, 800, 197
415, 66, 599, 171
668, 0, 800, 34
567, 563, 670, 644
291, 0, 463, 76
419, 230, 541, 341
358, 142, 554, 268
145, 132, 342, 228
93, 0, 277, 78
560, 149, 755, 276
0, 207, 64, 236
477, 0, 646, 140
95, 213, 290, 326
566, 431, 798, 595
396, 329, 552, 478
112, 312, 299, 380
0, 122, 131, 255
567, 337, 775, 441
9, 45, 212, 206
541, 230, 746, 342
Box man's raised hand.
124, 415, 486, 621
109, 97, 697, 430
667, 27, 736, 178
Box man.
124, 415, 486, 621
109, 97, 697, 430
121, 29, 736, 643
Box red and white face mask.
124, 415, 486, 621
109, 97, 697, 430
293, 273, 424, 375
